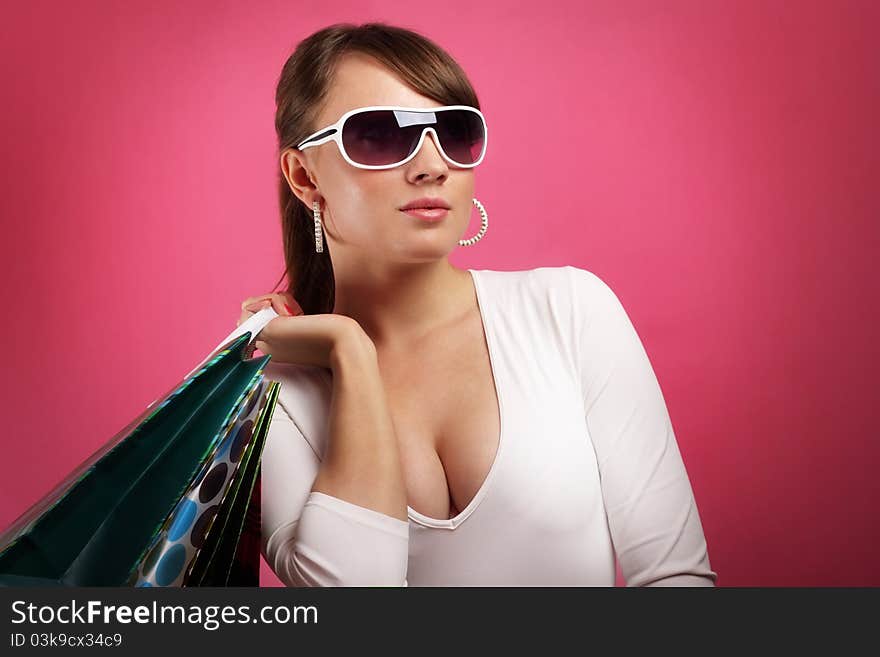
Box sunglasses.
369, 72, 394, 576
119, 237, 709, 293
295, 105, 487, 170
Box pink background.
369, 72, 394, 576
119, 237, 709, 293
1, 0, 877, 587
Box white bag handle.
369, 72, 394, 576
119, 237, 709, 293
210, 306, 279, 354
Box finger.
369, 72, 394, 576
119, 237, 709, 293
238, 303, 262, 326
281, 293, 304, 315
245, 294, 291, 316
244, 299, 272, 312
241, 294, 274, 310
269, 290, 302, 316
268, 296, 292, 316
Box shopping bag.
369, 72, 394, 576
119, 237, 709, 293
0, 308, 282, 587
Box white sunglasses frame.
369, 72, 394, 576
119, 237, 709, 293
295, 104, 488, 170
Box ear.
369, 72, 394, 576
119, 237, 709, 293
280, 148, 320, 209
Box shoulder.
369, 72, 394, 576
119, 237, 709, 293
471, 265, 617, 314
470, 264, 567, 300
563, 265, 623, 311
471, 264, 609, 288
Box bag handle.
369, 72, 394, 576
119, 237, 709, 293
211, 306, 279, 355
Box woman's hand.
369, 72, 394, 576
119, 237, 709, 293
237, 291, 302, 327
237, 291, 371, 370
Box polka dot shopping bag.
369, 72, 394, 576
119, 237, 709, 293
0, 309, 281, 587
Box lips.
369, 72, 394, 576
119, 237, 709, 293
399, 196, 451, 211
402, 207, 448, 221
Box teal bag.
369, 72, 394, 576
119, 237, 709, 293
0, 309, 281, 587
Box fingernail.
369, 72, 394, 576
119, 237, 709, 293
284, 303, 296, 315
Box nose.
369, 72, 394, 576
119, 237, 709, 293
406, 128, 449, 178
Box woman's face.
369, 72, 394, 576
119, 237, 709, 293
281, 53, 477, 265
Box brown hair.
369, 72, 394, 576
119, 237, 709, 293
271, 22, 481, 315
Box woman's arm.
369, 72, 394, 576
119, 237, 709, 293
568, 265, 718, 587
261, 333, 409, 587
313, 334, 409, 521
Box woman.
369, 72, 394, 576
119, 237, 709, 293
238, 22, 717, 587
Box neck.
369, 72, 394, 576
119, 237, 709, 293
331, 258, 475, 350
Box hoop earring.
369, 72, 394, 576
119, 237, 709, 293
459, 198, 488, 247
313, 200, 324, 253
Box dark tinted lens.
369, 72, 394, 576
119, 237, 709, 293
342, 110, 415, 166
435, 109, 485, 165
342, 108, 485, 166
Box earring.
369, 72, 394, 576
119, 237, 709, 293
459, 197, 488, 246
313, 200, 324, 253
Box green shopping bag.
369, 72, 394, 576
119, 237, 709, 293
0, 309, 281, 587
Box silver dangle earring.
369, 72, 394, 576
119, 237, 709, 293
459, 197, 488, 246
313, 200, 324, 253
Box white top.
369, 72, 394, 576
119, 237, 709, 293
259, 265, 717, 586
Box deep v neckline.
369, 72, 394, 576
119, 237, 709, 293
405, 268, 505, 530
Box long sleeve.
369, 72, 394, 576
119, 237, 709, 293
568, 266, 718, 587
260, 390, 410, 587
